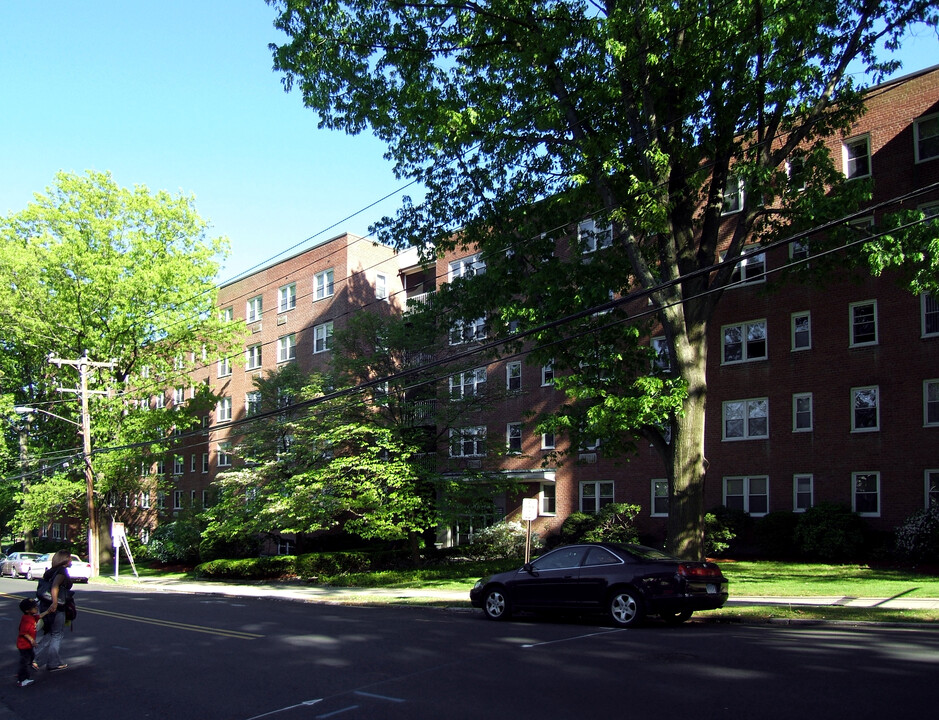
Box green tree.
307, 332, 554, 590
0, 170, 237, 558
268, 0, 937, 558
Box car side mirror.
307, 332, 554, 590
522, 563, 535, 574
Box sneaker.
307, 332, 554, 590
18, 679, 34, 687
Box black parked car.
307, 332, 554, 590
470, 542, 729, 626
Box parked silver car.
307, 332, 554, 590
0, 552, 42, 579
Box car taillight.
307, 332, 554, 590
677, 563, 722, 578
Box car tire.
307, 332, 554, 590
26, 570, 33, 581
608, 588, 644, 628
10, 567, 18, 579
482, 586, 512, 621
660, 608, 693, 625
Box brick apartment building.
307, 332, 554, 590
142, 64, 938, 552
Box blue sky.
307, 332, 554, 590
1, 3, 936, 282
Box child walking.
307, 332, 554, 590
16, 598, 43, 687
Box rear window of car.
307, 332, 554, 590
613, 544, 678, 562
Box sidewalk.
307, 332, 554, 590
122, 576, 939, 610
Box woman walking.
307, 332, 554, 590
35, 550, 74, 671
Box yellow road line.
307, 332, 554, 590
2, 592, 263, 639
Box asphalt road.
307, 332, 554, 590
1, 577, 937, 719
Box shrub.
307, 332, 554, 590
895, 504, 939, 563
147, 517, 202, 564
754, 511, 799, 558
794, 502, 866, 561
704, 511, 737, 557
582, 503, 641, 544
466, 521, 542, 560
559, 512, 597, 544
295, 550, 375, 579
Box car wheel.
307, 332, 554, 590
608, 588, 644, 628
10, 567, 18, 579
482, 587, 512, 621
26, 569, 33, 581
660, 608, 693, 625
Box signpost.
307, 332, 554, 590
111, 521, 138, 579
521, 498, 538, 564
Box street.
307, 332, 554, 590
1, 577, 937, 719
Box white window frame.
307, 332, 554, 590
217, 396, 232, 423
651, 479, 668, 517
449, 426, 486, 458
246, 344, 262, 370
922, 293, 939, 338
849, 300, 878, 347
925, 379, 939, 427
173, 387, 185, 405
246, 295, 263, 323
651, 336, 671, 371
190, 454, 196, 473
721, 175, 744, 215
541, 432, 555, 450
851, 385, 880, 433
539, 482, 556, 516
246, 391, 262, 417
173, 490, 183, 510
793, 474, 814, 512
843, 134, 871, 179
217, 356, 231, 378
448, 254, 486, 281
313, 321, 333, 354
314, 269, 335, 300
541, 362, 554, 386
450, 367, 487, 399
173, 455, 184, 475
578, 218, 613, 252
721, 319, 767, 364
579, 481, 614, 513
793, 392, 813, 432
506, 361, 522, 391
852, 471, 880, 517
201, 453, 209, 474
721, 248, 766, 285
217, 442, 232, 468
449, 317, 486, 345
220, 306, 233, 323
789, 239, 810, 262
375, 272, 388, 301
277, 334, 296, 363
506, 423, 522, 454
723, 475, 769, 516
791, 311, 811, 351
722, 398, 769, 440
278, 283, 296, 312
914, 112, 939, 164
926, 469, 939, 508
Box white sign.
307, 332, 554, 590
521, 498, 538, 521
111, 521, 125, 541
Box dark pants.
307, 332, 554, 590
17, 647, 34, 682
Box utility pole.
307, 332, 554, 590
49, 351, 115, 577
17, 412, 34, 551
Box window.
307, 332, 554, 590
580, 481, 614, 513
506, 361, 522, 391
173, 455, 184, 475
789, 240, 810, 262
157, 492, 166, 509
793, 393, 813, 432
722, 319, 767, 363
927, 470, 939, 508
449, 317, 487, 344
651, 336, 671, 371
651, 479, 668, 517
246, 344, 262, 370
914, 113, 939, 163
925, 380, 939, 427
217, 442, 232, 468
541, 362, 554, 386
541, 432, 555, 450
506, 423, 522, 453
52, 523, 62, 540
217, 357, 231, 377
217, 397, 232, 422
794, 474, 814, 512
843, 135, 871, 179
278, 283, 296, 312
277, 334, 296, 363
721, 175, 744, 214
787, 153, 808, 192
315, 269, 335, 300
724, 476, 769, 516
246, 391, 262, 417
201, 453, 209, 473
313, 321, 333, 353
450, 367, 486, 399
156, 460, 166, 476
173, 387, 185, 405
375, 273, 388, 300
923, 293, 939, 337
221, 306, 233, 323
791, 312, 811, 351
246, 295, 262, 323
140, 490, 150, 509
578, 218, 613, 252
449, 427, 486, 457
173, 491, 183, 510
449, 254, 486, 280
850, 300, 878, 346
190, 455, 196, 473
540, 483, 556, 515
723, 398, 769, 440
722, 248, 766, 284
154, 393, 165, 410
852, 471, 880, 516
851, 386, 880, 432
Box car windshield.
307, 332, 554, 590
20, 553, 41, 560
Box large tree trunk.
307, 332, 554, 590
665, 326, 708, 560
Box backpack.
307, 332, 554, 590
36, 575, 54, 603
